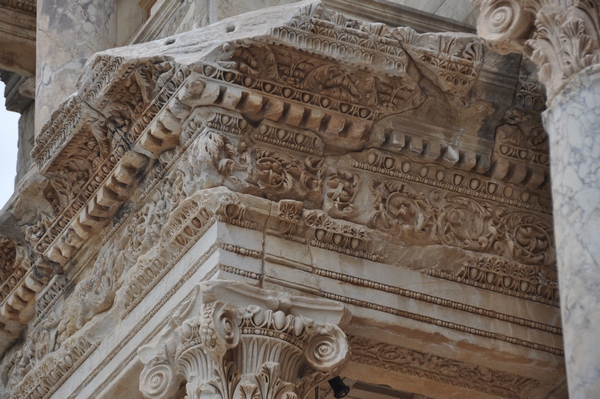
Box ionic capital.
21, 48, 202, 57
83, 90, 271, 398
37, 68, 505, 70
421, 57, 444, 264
138, 281, 350, 399
474, 0, 600, 99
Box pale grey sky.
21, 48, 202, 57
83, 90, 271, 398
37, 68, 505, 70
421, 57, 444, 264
0, 82, 19, 209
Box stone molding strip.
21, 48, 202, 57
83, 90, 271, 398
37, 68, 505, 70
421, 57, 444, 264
427, 268, 559, 307
315, 268, 561, 335
0, 0, 35, 16
352, 157, 551, 214
321, 291, 563, 355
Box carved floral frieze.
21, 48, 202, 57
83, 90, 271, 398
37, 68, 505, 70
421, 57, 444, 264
349, 335, 542, 399
428, 256, 559, 306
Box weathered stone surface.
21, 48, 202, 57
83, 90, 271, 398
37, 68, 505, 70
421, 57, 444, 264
0, 1, 575, 399
0, 0, 35, 76
36, 0, 117, 134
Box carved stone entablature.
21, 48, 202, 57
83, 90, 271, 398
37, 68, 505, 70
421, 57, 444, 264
349, 335, 543, 399
2, 3, 561, 388
352, 148, 552, 213
0, 237, 45, 325
474, 0, 600, 99
23, 1, 526, 275
7, 335, 97, 399
138, 280, 351, 399
395, 27, 483, 107
428, 256, 560, 306
490, 107, 549, 190
30, 55, 190, 265
0, 0, 35, 16
279, 3, 483, 109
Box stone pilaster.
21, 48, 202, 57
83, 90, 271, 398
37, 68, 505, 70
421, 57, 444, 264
138, 281, 351, 399
474, 1, 600, 397
36, 0, 117, 135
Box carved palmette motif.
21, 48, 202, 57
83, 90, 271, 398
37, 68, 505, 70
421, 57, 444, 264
458, 257, 558, 304
304, 210, 382, 262
138, 282, 350, 399
278, 200, 304, 238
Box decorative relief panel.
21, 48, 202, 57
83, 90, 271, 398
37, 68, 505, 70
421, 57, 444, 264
428, 256, 559, 307
349, 335, 542, 399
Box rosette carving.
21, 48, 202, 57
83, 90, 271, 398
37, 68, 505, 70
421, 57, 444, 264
138, 281, 350, 399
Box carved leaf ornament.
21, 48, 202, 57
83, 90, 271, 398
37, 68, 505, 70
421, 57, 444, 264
474, 0, 600, 99
139, 282, 350, 399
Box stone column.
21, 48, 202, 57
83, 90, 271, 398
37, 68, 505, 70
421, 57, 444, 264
138, 281, 351, 399
36, 0, 117, 135
542, 64, 600, 399
474, 1, 600, 397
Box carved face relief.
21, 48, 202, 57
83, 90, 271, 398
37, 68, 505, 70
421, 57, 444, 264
325, 171, 358, 217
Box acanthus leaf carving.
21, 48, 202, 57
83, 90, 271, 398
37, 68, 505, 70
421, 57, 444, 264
139, 281, 350, 399
474, 0, 600, 99
256, 149, 324, 206
370, 180, 434, 238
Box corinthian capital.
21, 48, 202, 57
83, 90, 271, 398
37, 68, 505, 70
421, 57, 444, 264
138, 281, 350, 399
474, 0, 600, 99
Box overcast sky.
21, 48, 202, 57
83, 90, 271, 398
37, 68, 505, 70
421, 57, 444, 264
0, 82, 19, 209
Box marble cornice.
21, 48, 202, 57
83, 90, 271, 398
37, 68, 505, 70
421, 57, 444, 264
474, 0, 600, 100
28, 1, 497, 270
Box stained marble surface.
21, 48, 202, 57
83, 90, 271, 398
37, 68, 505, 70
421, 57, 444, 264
36, 0, 117, 134
543, 64, 600, 399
